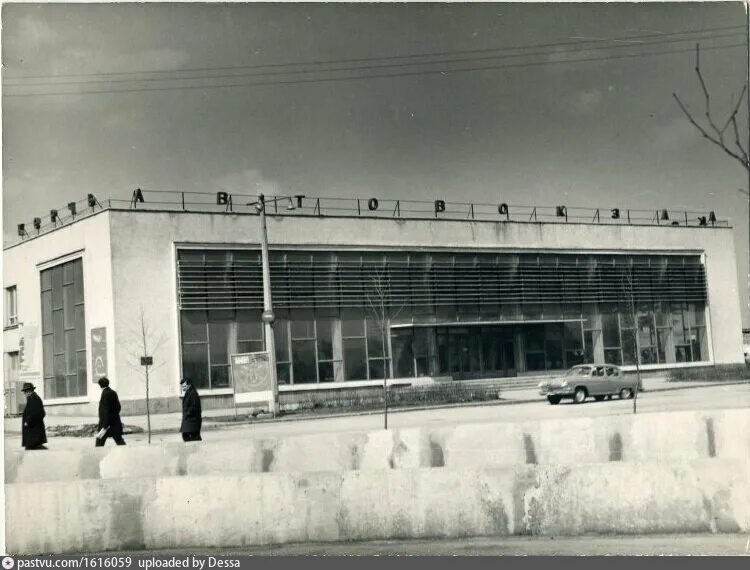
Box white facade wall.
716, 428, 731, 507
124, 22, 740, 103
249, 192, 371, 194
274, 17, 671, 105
5, 207, 744, 413
3, 213, 116, 413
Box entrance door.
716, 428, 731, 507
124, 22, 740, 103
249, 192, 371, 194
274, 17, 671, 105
503, 339, 517, 376
449, 327, 481, 379
480, 326, 516, 378
545, 339, 564, 370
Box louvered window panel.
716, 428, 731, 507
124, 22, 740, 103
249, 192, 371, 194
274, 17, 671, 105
177, 250, 707, 310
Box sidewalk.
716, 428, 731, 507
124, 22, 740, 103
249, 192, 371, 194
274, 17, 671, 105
4, 376, 748, 436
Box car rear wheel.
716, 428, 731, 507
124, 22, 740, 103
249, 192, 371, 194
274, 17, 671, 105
547, 396, 561, 405
573, 387, 587, 404
594, 395, 605, 402
619, 388, 633, 400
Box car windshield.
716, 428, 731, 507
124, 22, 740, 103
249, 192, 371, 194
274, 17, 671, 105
565, 367, 591, 377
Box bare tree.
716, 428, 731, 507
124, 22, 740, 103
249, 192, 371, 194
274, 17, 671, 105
123, 305, 169, 443
621, 268, 642, 415
365, 264, 405, 430
673, 44, 749, 172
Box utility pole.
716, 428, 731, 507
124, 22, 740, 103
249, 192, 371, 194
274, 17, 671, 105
258, 194, 279, 416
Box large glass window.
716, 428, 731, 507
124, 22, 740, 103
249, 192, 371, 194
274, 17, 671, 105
180, 309, 262, 389
274, 320, 291, 385
343, 337, 367, 380
177, 249, 710, 385
237, 310, 264, 354
392, 328, 415, 378
366, 317, 390, 379
343, 316, 368, 381
207, 310, 233, 388
637, 312, 658, 365
563, 321, 585, 367
41, 258, 86, 399
291, 319, 317, 383
316, 319, 341, 382
525, 325, 547, 371
600, 304, 622, 365
671, 303, 692, 363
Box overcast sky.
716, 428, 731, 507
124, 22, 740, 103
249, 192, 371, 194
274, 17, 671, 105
3, 2, 749, 322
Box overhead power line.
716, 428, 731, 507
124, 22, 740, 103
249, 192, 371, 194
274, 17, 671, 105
3, 23, 743, 84
4, 29, 744, 89
3, 40, 743, 98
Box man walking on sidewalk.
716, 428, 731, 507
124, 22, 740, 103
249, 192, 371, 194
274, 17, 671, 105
180, 377, 202, 442
21, 382, 48, 450
96, 377, 125, 446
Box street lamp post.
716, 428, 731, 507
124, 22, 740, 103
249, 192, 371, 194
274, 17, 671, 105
248, 193, 303, 415
257, 194, 279, 415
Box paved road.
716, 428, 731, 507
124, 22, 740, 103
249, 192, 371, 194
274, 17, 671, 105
100, 534, 750, 556
5, 383, 749, 451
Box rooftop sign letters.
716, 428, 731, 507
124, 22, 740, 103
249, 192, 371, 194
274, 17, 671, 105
10, 189, 727, 245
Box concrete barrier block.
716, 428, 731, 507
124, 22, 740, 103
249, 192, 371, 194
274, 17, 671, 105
6, 478, 154, 554
536, 417, 602, 464
286, 471, 344, 543
99, 445, 181, 479
185, 441, 260, 476
143, 475, 263, 549
271, 433, 357, 473
625, 411, 707, 462
8, 408, 750, 485
259, 472, 310, 544
381, 469, 421, 538
4, 450, 23, 483
712, 408, 750, 460
442, 422, 525, 468
6, 460, 750, 554
410, 468, 489, 538
516, 460, 743, 535
357, 430, 394, 471
10, 451, 80, 484
473, 469, 517, 535
337, 470, 392, 541
684, 456, 750, 532
389, 428, 425, 469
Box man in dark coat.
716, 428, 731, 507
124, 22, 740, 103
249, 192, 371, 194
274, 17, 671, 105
96, 377, 125, 446
180, 378, 202, 442
21, 383, 47, 450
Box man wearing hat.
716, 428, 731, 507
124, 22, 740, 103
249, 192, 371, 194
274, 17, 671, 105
96, 377, 125, 446
180, 378, 202, 442
21, 382, 47, 450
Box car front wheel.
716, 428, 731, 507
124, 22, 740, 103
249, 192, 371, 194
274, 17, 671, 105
573, 387, 587, 404
619, 388, 633, 400
547, 396, 561, 405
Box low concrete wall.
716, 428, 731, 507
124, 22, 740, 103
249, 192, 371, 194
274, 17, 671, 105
6, 408, 749, 484
6, 459, 750, 554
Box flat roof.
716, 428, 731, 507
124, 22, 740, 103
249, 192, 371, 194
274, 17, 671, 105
5, 191, 732, 251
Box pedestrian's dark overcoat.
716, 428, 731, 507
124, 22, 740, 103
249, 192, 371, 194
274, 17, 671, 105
180, 385, 202, 434
98, 386, 123, 436
22, 391, 47, 449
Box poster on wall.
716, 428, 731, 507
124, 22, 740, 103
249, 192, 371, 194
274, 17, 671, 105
91, 327, 108, 381
17, 323, 41, 382
230, 351, 273, 410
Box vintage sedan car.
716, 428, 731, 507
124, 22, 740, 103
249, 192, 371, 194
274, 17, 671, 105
538, 364, 640, 405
